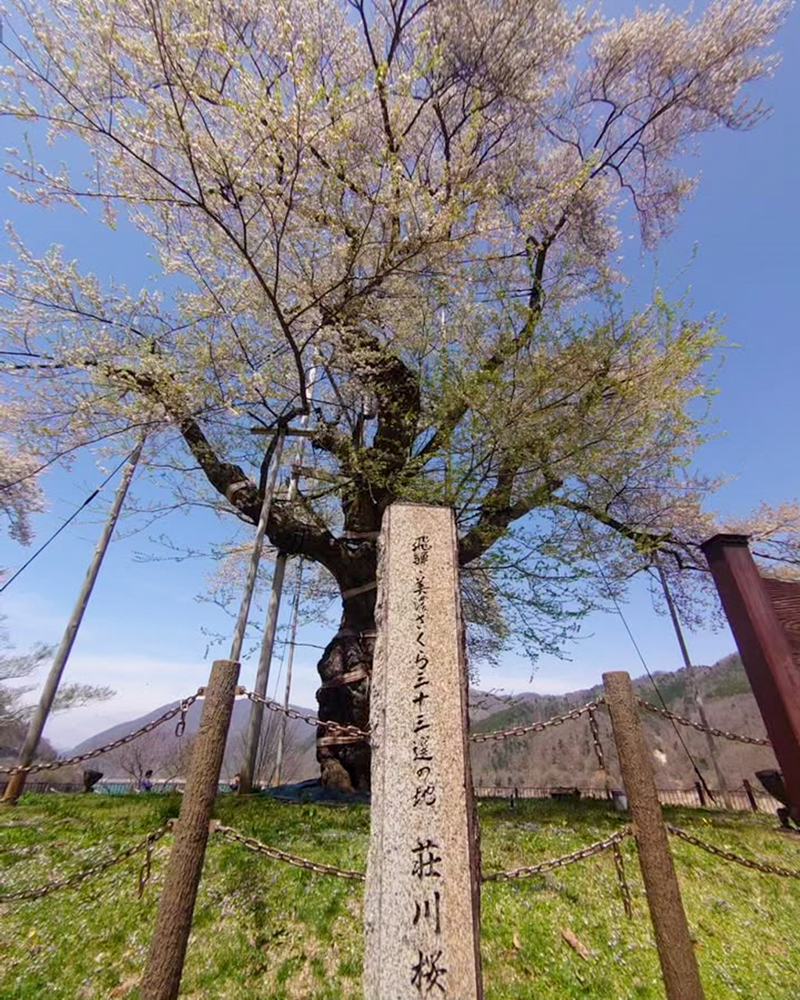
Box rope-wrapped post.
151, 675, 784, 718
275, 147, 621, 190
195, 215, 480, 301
140, 660, 239, 1000
603, 671, 706, 1000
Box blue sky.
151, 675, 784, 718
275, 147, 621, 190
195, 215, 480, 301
1, 2, 798, 749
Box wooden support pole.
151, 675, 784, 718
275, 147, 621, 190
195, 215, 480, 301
140, 659, 239, 1000
238, 553, 287, 794
701, 534, 800, 822
228, 430, 284, 664
604, 671, 705, 1000
239, 365, 317, 795
694, 781, 706, 808
274, 559, 304, 787
3, 437, 145, 805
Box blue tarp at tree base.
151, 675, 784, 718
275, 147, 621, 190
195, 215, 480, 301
263, 778, 370, 805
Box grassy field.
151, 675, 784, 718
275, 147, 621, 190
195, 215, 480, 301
1, 793, 799, 999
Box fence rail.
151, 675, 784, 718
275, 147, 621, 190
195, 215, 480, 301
0, 780, 85, 795
0, 777, 240, 797
2, 778, 784, 815
474, 784, 784, 814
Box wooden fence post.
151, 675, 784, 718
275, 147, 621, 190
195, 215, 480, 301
140, 659, 240, 1000
743, 779, 759, 813
603, 671, 705, 1000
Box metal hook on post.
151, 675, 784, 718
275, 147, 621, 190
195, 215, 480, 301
174, 699, 191, 738
138, 833, 156, 899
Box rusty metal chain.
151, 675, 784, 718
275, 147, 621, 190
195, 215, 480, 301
482, 826, 632, 882
137, 829, 158, 898
213, 824, 366, 881
0, 692, 203, 775
667, 825, 800, 879
0, 843, 37, 858
0, 823, 172, 902
216, 823, 636, 887
637, 698, 771, 746
587, 707, 608, 772
173, 697, 194, 738
470, 700, 604, 744
611, 840, 633, 919
240, 689, 370, 742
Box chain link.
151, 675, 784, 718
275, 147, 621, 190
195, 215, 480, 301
637, 698, 771, 746
667, 825, 800, 879
482, 827, 632, 882
137, 829, 159, 898
213, 824, 366, 881
0, 844, 36, 858
0, 823, 173, 902
470, 700, 604, 744
612, 841, 633, 919
587, 707, 608, 772
0, 692, 204, 775
174, 698, 193, 738
241, 690, 370, 742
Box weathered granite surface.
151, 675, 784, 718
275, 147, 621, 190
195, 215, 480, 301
364, 503, 482, 999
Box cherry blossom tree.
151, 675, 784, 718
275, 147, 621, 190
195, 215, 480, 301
0, 0, 795, 789
0, 406, 44, 544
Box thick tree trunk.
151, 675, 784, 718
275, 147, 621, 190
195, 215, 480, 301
316, 585, 376, 792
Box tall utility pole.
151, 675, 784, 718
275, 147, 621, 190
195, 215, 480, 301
655, 558, 733, 810
239, 366, 318, 793
3, 437, 146, 805
273, 559, 304, 787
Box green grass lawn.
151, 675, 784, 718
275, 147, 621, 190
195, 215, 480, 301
1, 793, 798, 999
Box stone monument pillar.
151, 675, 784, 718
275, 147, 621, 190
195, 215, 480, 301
364, 503, 483, 999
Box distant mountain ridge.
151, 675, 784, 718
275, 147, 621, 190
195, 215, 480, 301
71, 653, 777, 790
